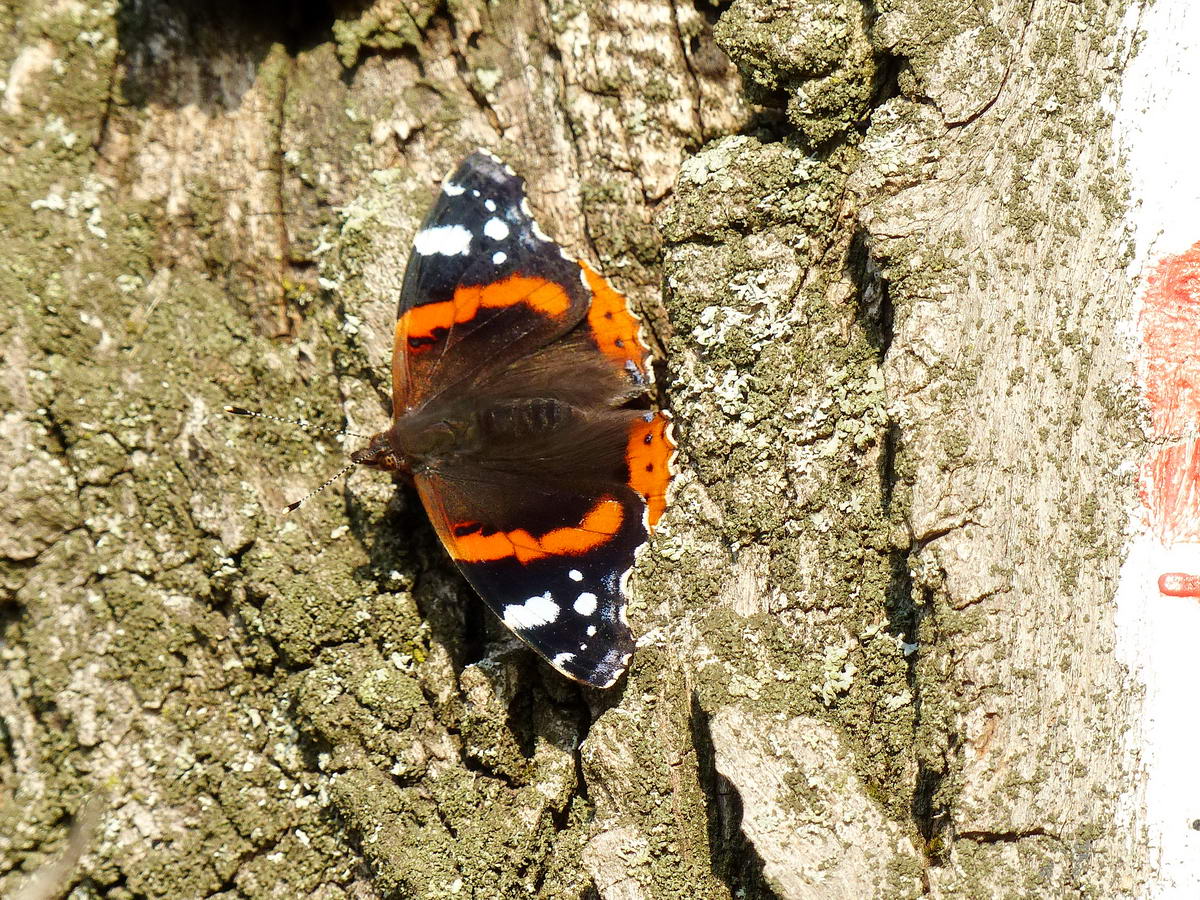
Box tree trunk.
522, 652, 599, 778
0, 0, 1180, 897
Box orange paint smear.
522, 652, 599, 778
580, 261, 648, 375
1158, 572, 1200, 598
397, 275, 571, 347
627, 413, 673, 528
1138, 240, 1200, 544
450, 498, 624, 564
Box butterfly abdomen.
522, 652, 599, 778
478, 397, 575, 444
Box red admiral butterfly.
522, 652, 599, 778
350, 150, 675, 688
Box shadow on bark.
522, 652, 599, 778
849, 226, 948, 864
689, 692, 777, 899
114, 0, 340, 108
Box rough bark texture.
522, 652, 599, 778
0, 0, 1150, 898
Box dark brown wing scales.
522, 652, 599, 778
409, 401, 653, 688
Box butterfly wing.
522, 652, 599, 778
392, 151, 592, 413
415, 462, 643, 688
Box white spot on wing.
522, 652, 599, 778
587, 625, 597, 637
492, 251, 507, 265
574, 592, 598, 617
552, 652, 575, 667
503, 592, 559, 629
413, 224, 472, 256
568, 569, 583, 582
442, 180, 466, 197
485, 198, 496, 212
483, 217, 510, 241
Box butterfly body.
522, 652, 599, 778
354, 150, 674, 688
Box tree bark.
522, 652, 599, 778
0, 0, 1162, 897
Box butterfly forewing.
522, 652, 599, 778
414, 470, 643, 688
392, 152, 590, 413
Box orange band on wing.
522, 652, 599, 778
627, 413, 673, 528
397, 275, 573, 347
580, 261, 647, 375
450, 498, 624, 564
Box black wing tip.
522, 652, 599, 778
458, 148, 520, 185
552, 638, 635, 689
468, 147, 503, 164
574, 654, 633, 689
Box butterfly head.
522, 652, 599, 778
352, 412, 479, 474
350, 430, 404, 472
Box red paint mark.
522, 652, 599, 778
1158, 573, 1200, 598
1138, 241, 1200, 545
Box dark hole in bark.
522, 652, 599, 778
115, 0, 340, 108
848, 228, 893, 357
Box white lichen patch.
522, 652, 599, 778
29, 175, 110, 238
811, 638, 857, 706
115, 274, 143, 293
44, 114, 78, 148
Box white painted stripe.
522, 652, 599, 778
1113, 3, 1200, 894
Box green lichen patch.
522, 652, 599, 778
331, 0, 442, 68
0, 7, 386, 894
715, 0, 879, 147
653, 127, 919, 850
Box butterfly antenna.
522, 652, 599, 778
224, 405, 367, 439
224, 406, 369, 514
283, 461, 358, 514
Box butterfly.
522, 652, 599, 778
350, 150, 674, 688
